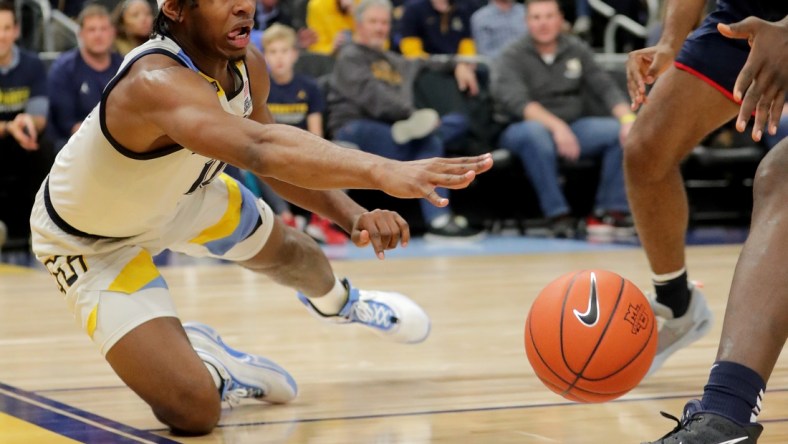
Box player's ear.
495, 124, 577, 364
160, 0, 184, 23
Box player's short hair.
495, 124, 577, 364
77, 4, 112, 28
354, 0, 392, 23
262, 23, 297, 49
0, 1, 16, 24
153, 0, 196, 37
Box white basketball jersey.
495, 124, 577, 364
45, 36, 254, 238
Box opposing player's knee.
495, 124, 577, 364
623, 128, 676, 184
753, 138, 788, 204
152, 379, 221, 435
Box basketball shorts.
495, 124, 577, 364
29, 173, 275, 356
675, 3, 753, 101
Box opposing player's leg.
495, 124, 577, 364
641, 139, 788, 444
624, 67, 738, 374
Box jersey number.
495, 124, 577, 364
44, 255, 88, 295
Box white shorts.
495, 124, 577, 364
30, 173, 275, 355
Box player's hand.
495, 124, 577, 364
350, 209, 410, 260
718, 17, 788, 141
552, 124, 581, 161
8, 113, 39, 151
379, 153, 493, 207
626, 44, 677, 111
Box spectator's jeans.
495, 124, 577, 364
499, 117, 629, 219
335, 118, 464, 224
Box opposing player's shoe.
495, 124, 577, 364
647, 283, 713, 376
642, 400, 762, 444
183, 322, 298, 404
297, 278, 431, 344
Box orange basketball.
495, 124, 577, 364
524, 270, 657, 402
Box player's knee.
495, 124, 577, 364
623, 130, 673, 183
753, 139, 788, 204
152, 381, 221, 435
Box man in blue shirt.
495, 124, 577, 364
0, 1, 49, 253
471, 0, 526, 58
48, 4, 122, 151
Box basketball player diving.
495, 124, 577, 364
632, 4, 788, 444
29, 0, 492, 435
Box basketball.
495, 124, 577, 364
524, 270, 657, 402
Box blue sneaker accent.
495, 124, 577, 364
297, 278, 431, 344
183, 322, 297, 404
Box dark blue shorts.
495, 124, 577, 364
675, 0, 787, 100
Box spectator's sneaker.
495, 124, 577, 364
391, 109, 440, 144
183, 322, 298, 404
585, 213, 615, 237
646, 283, 713, 376
425, 214, 485, 242
642, 400, 763, 444
297, 278, 430, 344
548, 215, 577, 239
305, 214, 349, 245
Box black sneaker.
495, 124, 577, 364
548, 215, 577, 239
425, 215, 485, 242
642, 400, 763, 444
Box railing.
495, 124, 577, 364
17, 0, 78, 52
589, 0, 661, 53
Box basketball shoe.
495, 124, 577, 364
647, 283, 713, 376
183, 322, 298, 404
642, 399, 762, 444
297, 278, 431, 344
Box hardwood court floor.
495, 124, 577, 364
1, 243, 786, 443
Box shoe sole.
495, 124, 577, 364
391, 109, 439, 145
183, 322, 298, 402
355, 290, 432, 344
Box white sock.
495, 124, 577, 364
652, 267, 686, 283
307, 277, 349, 315
203, 361, 224, 393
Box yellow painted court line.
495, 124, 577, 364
0, 387, 164, 444
0, 412, 81, 444
0, 264, 34, 274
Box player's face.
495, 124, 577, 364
356, 5, 390, 50
122, 0, 153, 39
184, 0, 255, 60
526, 1, 563, 45
264, 40, 297, 79
0, 11, 18, 62
80, 15, 116, 57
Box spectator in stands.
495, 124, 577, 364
0, 1, 50, 252
112, 0, 153, 56
491, 0, 634, 238
329, 0, 482, 240
399, 0, 477, 58
255, 23, 348, 244
306, 0, 356, 55
252, 0, 317, 49
470, 0, 527, 59
49, 4, 122, 152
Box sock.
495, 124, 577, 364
203, 361, 225, 395
653, 268, 690, 317
307, 277, 348, 315
701, 361, 766, 425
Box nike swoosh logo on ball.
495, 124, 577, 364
573, 272, 600, 327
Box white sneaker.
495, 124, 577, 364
646, 283, 713, 376
183, 322, 298, 404
391, 109, 440, 144
297, 278, 431, 344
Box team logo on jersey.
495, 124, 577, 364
297, 89, 306, 100
564, 58, 582, 79
243, 80, 252, 116
624, 302, 650, 334
452, 17, 464, 32
44, 255, 88, 295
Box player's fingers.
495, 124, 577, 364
736, 78, 761, 132
751, 83, 781, 141
351, 228, 370, 247
768, 93, 785, 136
717, 21, 754, 40
733, 59, 758, 103
431, 171, 476, 190
395, 213, 410, 247
366, 224, 388, 260
424, 188, 449, 207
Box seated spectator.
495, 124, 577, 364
491, 0, 634, 238
257, 23, 348, 244
470, 0, 527, 59
111, 0, 153, 56
253, 0, 317, 49
328, 0, 481, 240
0, 1, 51, 252
306, 0, 356, 55
49, 4, 122, 151
398, 0, 477, 58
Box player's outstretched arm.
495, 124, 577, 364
626, 0, 706, 110
718, 16, 788, 141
